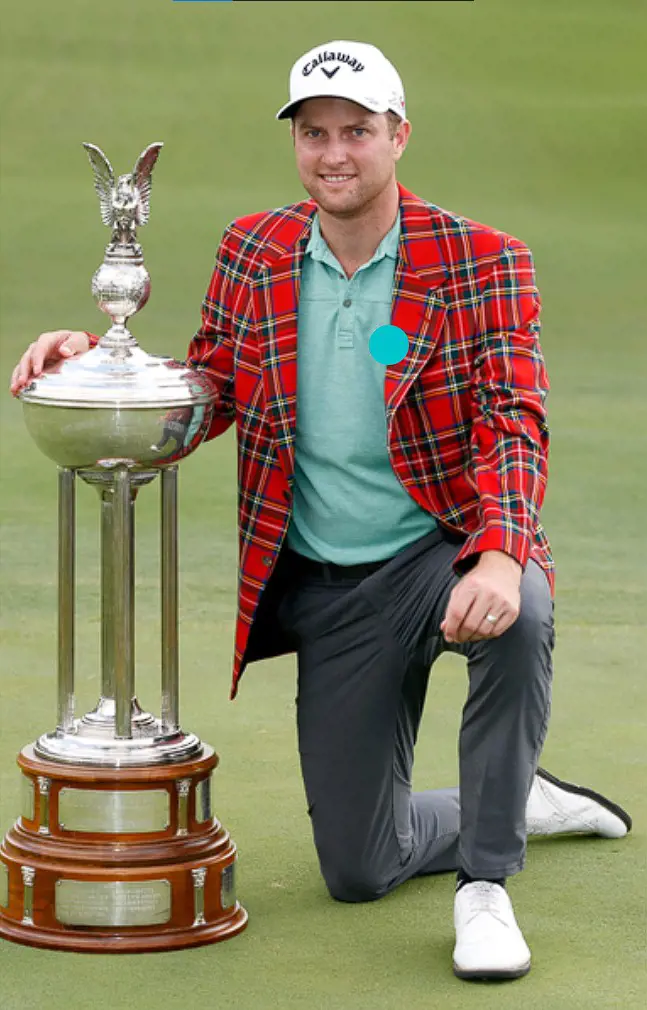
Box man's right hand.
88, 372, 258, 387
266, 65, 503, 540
10, 330, 91, 397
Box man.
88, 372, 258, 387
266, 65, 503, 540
11, 41, 631, 982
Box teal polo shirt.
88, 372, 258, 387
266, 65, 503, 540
286, 212, 437, 564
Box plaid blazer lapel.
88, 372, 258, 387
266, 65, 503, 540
253, 204, 315, 484
386, 187, 449, 415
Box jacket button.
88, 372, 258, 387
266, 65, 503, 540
261, 555, 273, 567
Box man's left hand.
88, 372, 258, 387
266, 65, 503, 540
441, 550, 522, 644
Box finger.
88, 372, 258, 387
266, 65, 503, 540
442, 586, 478, 642
10, 364, 21, 394
468, 611, 505, 642
31, 340, 50, 376
461, 599, 501, 642
485, 609, 518, 639
57, 331, 77, 356
16, 348, 35, 386
448, 585, 500, 642
471, 608, 518, 642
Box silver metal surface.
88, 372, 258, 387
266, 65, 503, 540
20, 142, 214, 472
0, 861, 8, 908
17, 143, 216, 770
21, 775, 35, 822
195, 775, 213, 823
191, 867, 207, 927
34, 722, 203, 768
100, 486, 115, 701
58, 788, 170, 834
161, 467, 179, 733
37, 776, 51, 835
55, 878, 171, 927
84, 142, 161, 332
221, 862, 236, 910
81, 471, 155, 742
80, 696, 156, 735
21, 364, 214, 471
58, 468, 76, 734
113, 468, 134, 738
21, 866, 36, 925
176, 778, 191, 836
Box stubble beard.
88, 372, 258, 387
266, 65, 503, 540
307, 173, 387, 220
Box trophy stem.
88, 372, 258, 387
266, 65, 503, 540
100, 488, 115, 701
161, 466, 179, 733
113, 468, 134, 739
57, 468, 76, 734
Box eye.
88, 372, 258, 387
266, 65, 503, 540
352, 128, 368, 138
304, 129, 322, 139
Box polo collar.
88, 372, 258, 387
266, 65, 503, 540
306, 211, 401, 272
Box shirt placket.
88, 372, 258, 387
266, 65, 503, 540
337, 273, 356, 349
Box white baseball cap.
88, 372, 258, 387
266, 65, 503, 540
276, 40, 406, 121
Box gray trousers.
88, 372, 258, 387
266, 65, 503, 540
271, 528, 554, 902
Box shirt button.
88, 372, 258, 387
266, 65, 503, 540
343, 298, 352, 308
261, 555, 273, 568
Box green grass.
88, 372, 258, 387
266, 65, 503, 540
0, 1, 645, 1007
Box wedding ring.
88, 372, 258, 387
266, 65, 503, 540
485, 613, 499, 624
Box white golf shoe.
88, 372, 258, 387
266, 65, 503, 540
527, 768, 632, 838
453, 882, 531, 980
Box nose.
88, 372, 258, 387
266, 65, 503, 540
320, 137, 350, 168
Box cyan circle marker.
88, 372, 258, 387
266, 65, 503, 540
369, 324, 409, 366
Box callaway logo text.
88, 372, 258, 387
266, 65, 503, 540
302, 50, 365, 76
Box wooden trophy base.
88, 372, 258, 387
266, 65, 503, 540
0, 744, 248, 953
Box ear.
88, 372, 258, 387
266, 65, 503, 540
393, 119, 412, 162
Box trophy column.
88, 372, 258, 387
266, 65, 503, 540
58, 467, 76, 735
0, 141, 247, 952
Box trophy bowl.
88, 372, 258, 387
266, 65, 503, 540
20, 344, 216, 471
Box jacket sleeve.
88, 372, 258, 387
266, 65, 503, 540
185, 227, 237, 441
456, 239, 549, 571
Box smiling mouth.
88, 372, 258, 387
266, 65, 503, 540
320, 174, 356, 184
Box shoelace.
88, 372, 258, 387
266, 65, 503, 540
460, 883, 509, 924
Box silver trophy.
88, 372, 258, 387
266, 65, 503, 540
0, 144, 247, 952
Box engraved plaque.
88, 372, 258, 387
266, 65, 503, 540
0, 861, 8, 908
55, 879, 172, 927
58, 788, 170, 834
196, 775, 214, 823
221, 862, 236, 909
21, 775, 35, 822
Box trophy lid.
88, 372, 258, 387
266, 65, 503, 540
20, 342, 215, 410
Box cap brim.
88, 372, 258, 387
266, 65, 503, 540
276, 93, 389, 120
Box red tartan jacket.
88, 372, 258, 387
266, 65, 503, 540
186, 184, 553, 699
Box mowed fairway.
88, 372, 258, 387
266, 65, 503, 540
0, 1, 645, 1008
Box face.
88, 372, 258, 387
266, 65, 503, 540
291, 97, 410, 218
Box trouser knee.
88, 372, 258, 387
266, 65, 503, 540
322, 861, 390, 904
465, 565, 554, 686
314, 832, 397, 903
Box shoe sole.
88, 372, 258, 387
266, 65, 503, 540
453, 961, 531, 981
536, 767, 632, 833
